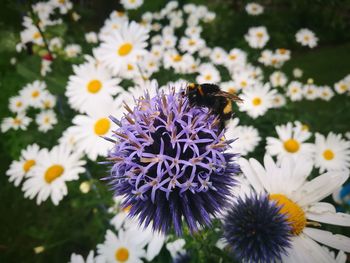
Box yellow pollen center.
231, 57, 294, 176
252, 97, 261, 106
173, 54, 182, 62
291, 87, 298, 93
256, 32, 264, 38
283, 139, 300, 153
229, 55, 237, 60
270, 194, 306, 235
94, 118, 110, 135
23, 159, 36, 173
16, 101, 23, 107
323, 149, 335, 160
13, 118, 22, 125
127, 64, 134, 70
240, 81, 247, 87
44, 165, 64, 184
188, 39, 196, 46
33, 32, 41, 39
118, 43, 133, 56
32, 90, 40, 98
115, 247, 129, 262
205, 74, 212, 80
87, 79, 102, 93
304, 35, 310, 41
279, 49, 287, 54
340, 84, 347, 91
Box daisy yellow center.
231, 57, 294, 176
283, 139, 300, 153
16, 101, 23, 107
256, 32, 264, 38
173, 54, 182, 62
270, 194, 306, 235
59, 0, 65, 3
127, 64, 134, 70
115, 247, 129, 262
32, 90, 40, 98
340, 84, 347, 91
188, 39, 196, 46
44, 165, 64, 184
87, 79, 102, 93
323, 149, 335, 160
252, 97, 261, 106
23, 159, 36, 173
240, 81, 247, 87
291, 87, 298, 93
205, 74, 212, 81
44, 116, 50, 124
279, 48, 287, 54
33, 32, 41, 39
94, 118, 110, 135
118, 43, 133, 56
304, 35, 310, 41
229, 54, 237, 60
13, 118, 22, 125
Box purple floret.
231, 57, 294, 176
105, 88, 239, 235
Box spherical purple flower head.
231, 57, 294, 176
223, 194, 292, 263
106, 88, 239, 236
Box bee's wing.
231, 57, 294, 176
214, 91, 243, 102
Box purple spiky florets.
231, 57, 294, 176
223, 194, 292, 263
106, 89, 239, 235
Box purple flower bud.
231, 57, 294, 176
105, 88, 239, 235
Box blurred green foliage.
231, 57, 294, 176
0, 0, 350, 262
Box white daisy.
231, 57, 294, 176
303, 83, 319, 100
196, 63, 221, 83
65, 44, 82, 58
20, 80, 47, 108
239, 154, 350, 263
238, 83, 276, 118
296, 28, 318, 48
1, 113, 32, 132
266, 121, 315, 163
245, 26, 269, 49
270, 71, 288, 88
121, 0, 143, 10
9, 95, 28, 113
66, 62, 122, 115
96, 229, 146, 263
35, 110, 58, 132
334, 80, 349, 95
85, 32, 98, 44
287, 81, 303, 101
225, 118, 261, 156
293, 68, 303, 78
314, 132, 350, 173
209, 47, 228, 65
40, 92, 57, 110
245, 3, 264, 15
22, 144, 86, 205
69, 103, 118, 160
69, 251, 95, 263
94, 21, 149, 76
319, 86, 334, 101
6, 144, 42, 187
272, 93, 287, 108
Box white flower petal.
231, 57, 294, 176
295, 171, 348, 206
304, 228, 350, 253
238, 158, 264, 193
306, 203, 350, 227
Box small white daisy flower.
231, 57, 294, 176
6, 144, 42, 187
296, 28, 318, 48
266, 121, 315, 163
35, 110, 58, 132
22, 144, 86, 205
314, 132, 350, 173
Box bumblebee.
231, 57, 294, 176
185, 83, 242, 129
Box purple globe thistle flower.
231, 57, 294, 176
105, 88, 239, 235
223, 194, 292, 263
